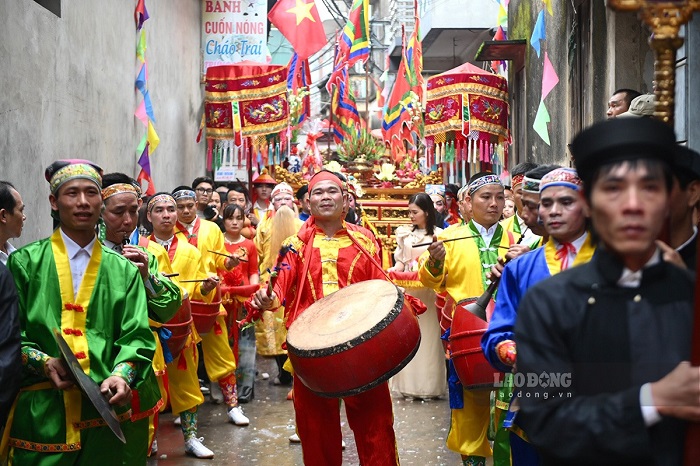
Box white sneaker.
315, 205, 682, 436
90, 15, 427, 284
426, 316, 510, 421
342, 440, 346, 450
289, 433, 301, 443
227, 406, 250, 426
149, 439, 158, 456
173, 416, 181, 426
185, 437, 214, 459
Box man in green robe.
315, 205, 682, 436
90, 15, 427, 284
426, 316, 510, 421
4, 160, 155, 466
100, 172, 182, 463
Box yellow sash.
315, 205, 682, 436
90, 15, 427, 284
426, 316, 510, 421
51, 229, 102, 447
544, 232, 595, 276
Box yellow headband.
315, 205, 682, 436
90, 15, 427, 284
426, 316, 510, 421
102, 183, 139, 201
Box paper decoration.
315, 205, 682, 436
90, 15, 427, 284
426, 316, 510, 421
541, 52, 559, 100
134, 100, 148, 127
530, 10, 546, 58
533, 100, 550, 145
544, 0, 553, 16
147, 121, 160, 154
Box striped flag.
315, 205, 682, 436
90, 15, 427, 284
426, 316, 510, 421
330, 66, 361, 143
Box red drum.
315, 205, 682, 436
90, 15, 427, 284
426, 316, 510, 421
449, 297, 502, 389
221, 284, 260, 331
191, 286, 223, 334
161, 296, 192, 359
438, 292, 452, 336
286, 280, 421, 398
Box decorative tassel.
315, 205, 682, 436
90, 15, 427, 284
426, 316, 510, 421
214, 320, 223, 335
206, 139, 214, 172
177, 351, 187, 370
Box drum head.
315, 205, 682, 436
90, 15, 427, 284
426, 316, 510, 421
287, 280, 399, 352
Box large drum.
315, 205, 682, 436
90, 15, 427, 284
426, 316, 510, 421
161, 294, 193, 360
191, 286, 224, 334
286, 280, 421, 398
448, 297, 502, 389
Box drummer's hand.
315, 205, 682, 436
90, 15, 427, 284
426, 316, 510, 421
200, 276, 219, 295
506, 244, 531, 261
656, 240, 687, 269
101, 376, 132, 406
122, 245, 150, 280
45, 357, 74, 390
252, 289, 275, 310
225, 255, 240, 270
427, 235, 446, 261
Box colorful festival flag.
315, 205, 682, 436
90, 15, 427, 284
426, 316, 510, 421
382, 28, 416, 155
136, 142, 155, 195
287, 53, 311, 125
147, 121, 160, 154
135, 0, 149, 30
338, 0, 370, 66
541, 52, 559, 100
533, 99, 551, 145
268, 0, 327, 60
405, 0, 423, 103
330, 66, 361, 143
530, 10, 546, 58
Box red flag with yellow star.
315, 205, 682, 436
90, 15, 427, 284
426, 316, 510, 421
268, 0, 327, 60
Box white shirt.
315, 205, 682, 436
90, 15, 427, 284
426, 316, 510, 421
0, 241, 16, 265
471, 220, 499, 246
60, 229, 97, 297
553, 232, 588, 270
675, 226, 697, 253
182, 219, 197, 235
516, 213, 541, 246
154, 235, 174, 251
103, 239, 123, 253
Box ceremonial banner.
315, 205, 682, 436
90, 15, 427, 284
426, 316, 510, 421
205, 62, 289, 139
202, 0, 269, 71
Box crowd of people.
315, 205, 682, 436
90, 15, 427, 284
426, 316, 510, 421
0, 114, 699, 465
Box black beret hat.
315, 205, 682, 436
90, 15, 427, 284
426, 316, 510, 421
571, 118, 677, 186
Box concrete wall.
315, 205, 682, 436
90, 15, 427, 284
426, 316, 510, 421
0, 0, 205, 245
507, 0, 652, 167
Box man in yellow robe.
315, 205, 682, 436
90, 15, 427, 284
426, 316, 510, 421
419, 172, 518, 466
172, 186, 249, 427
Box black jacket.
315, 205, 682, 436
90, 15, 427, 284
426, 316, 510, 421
0, 262, 21, 427
515, 248, 694, 465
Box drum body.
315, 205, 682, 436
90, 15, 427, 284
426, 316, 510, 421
448, 297, 502, 389
161, 296, 192, 359
286, 280, 421, 398
191, 287, 223, 334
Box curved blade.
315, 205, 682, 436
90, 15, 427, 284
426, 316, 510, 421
53, 329, 126, 443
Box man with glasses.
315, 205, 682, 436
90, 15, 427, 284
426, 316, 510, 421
192, 176, 215, 220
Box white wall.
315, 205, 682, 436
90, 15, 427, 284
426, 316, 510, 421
0, 0, 205, 245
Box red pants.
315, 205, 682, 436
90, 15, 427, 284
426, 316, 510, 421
293, 376, 399, 466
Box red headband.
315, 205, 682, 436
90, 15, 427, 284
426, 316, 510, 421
308, 171, 344, 193
511, 174, 525, 187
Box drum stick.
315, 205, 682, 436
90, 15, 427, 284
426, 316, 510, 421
163, 273, 179, 278
413, 234, 479, 248
208, 249, 248, 263
179, 277, 220, 283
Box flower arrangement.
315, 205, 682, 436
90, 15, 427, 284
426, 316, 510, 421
337, 128, 385, 164
374, 163, 398, 185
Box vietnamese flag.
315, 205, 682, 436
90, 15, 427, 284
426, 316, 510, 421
268, 0, 327, 60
